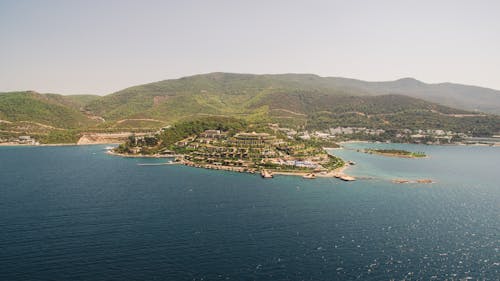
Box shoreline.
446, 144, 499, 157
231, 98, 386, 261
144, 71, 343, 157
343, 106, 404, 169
0, 143, 79, 147
83, 148, 440, 184
337, 140, 499, 147
270, 163, 350, 178
108, 149, 355, 180
106, 150, 181, 158
1, 144, 437, 184
0, 142, 121, 147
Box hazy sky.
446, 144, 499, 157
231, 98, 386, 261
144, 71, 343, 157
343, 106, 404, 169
1, 0, 499, 95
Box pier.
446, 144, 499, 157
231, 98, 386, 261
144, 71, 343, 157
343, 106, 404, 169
260, 170, 274, 178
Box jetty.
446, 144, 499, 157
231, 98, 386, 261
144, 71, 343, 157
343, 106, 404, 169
392, 179, 434, 184
137, 162, 175, 166
261, 170, 274, 178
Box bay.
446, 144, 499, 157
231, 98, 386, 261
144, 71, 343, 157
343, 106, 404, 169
0, 144, 498, 280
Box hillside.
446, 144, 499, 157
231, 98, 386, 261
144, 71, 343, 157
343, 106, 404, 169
84, 73, 357, 122
0, 91, 102, 143
85, 73, 500, 120
47, 94, 101, 110
0, 91, 100, 128
1, 73, 499, 143
80, 73, 499, 134
323, 77, 500, 114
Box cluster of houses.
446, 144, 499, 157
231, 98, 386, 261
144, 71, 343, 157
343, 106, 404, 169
174, 129, 329, 170
269, 159, 319, 169
394, 129, 462, 143
270, 123, 474, 144
0, 135, 39, 145
271, 125, 386, 140
178, 130, 281, 161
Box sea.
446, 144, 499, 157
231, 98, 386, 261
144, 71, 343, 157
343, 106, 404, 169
0, 143, 498, 280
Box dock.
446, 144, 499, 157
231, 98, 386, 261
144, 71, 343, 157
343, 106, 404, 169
261, 169, 274, 178
137, 162, 175, 166
392, 179, 434, 184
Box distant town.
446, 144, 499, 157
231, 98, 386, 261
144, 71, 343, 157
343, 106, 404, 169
273, 125, 500, 146
0, 135, 39, 146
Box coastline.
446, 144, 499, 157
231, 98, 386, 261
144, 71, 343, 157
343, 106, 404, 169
0, 143, 78, 147
338, 140, 499, 147
106, 150, 180, 158
269, 163, 350, 178
107, 149, 355, 180
0, 142, 121, 147
2, 144, 442, 184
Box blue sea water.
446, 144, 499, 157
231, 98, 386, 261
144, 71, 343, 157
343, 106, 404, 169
0, 144, 499, 280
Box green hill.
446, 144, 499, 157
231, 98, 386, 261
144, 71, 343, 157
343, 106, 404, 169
0, 91, 99, 128
1, 73, 499, 143
84, 73, 363, 122
80, 73, 498, 135
86, 73, 500, 119
322, 77, 500, 114
44, 94, 101, 111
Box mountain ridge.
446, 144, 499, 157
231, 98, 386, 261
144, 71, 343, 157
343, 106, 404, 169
1, 73, 499, 143
4, 72, 500, 114
83, 72, 500, 118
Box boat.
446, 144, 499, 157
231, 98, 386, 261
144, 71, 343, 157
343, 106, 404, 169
392, 179, 410, 184
340, 176, 355, 181
338, 174, 356, 181
416, 179, 433, 184
348, 161, 356, 165
302, 173, 316, 179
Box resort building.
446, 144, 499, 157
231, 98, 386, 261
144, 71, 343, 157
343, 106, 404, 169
232, 132, 277, 146
199, 130, 227, 139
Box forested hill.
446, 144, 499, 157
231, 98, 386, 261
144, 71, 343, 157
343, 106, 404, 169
86, 73, 500, 118
0, 91, 99, 128
1, 73, 499, 142
323, 76, 500, 114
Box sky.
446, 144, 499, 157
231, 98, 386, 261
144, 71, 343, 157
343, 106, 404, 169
1, 0, 499, 95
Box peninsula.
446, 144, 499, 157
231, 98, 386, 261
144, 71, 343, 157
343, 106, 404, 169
111, 117, 349, 179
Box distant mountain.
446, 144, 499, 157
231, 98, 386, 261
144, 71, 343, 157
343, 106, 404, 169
323, 76, 500, 114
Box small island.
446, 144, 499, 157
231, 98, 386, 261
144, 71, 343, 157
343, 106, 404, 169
110, 117, 352, 180
364, 149, 427, 158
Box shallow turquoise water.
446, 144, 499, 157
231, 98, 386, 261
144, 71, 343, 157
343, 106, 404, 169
0, 144, 499, 280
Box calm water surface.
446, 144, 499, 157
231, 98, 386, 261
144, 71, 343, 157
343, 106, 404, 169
0, 144, 499, 280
